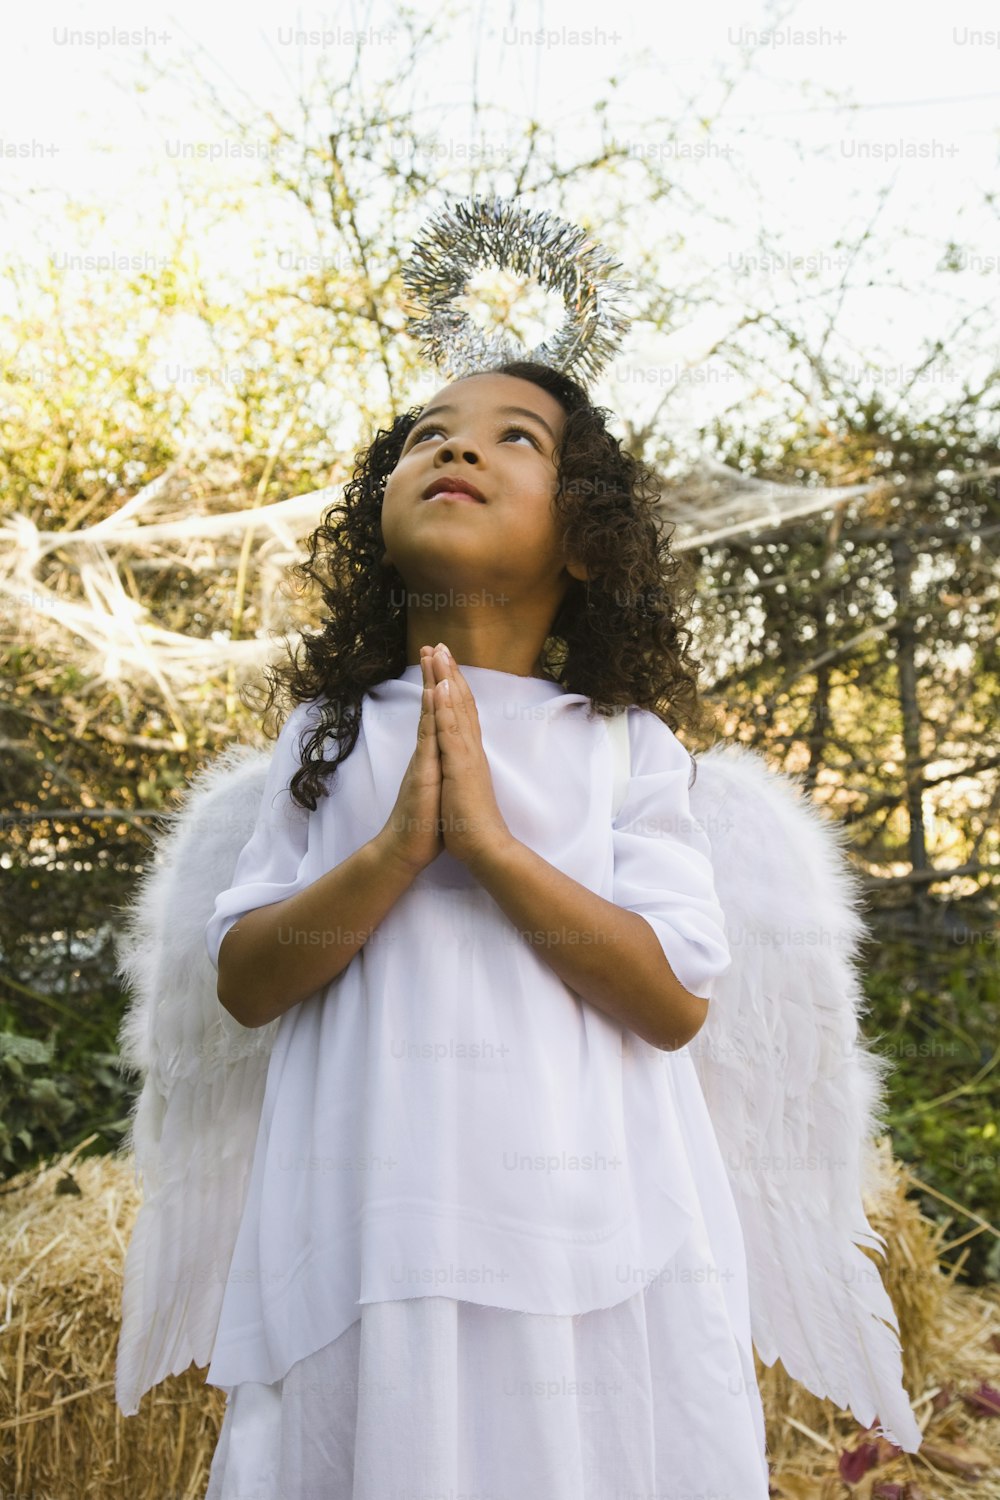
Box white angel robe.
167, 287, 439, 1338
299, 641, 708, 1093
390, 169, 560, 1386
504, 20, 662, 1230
202, 662, 770, 1492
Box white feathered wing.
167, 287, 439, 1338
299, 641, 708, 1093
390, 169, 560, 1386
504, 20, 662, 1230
680, 740, 922, 1453
114, 745, 276, 1417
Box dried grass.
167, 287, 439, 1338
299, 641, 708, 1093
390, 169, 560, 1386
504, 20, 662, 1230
1, 1134, 998, 1498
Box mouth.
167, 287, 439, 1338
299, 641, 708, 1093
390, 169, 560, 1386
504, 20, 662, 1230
422, 477, 487, 503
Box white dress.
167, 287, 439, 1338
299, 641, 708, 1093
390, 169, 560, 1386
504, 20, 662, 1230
201, 663, 771, 1498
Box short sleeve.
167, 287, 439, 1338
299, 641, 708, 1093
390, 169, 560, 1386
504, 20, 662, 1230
204, 700, 318, 972
611, 708, 732, 1001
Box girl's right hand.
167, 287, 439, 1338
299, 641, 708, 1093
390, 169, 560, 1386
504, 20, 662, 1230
377, 645, 444, 874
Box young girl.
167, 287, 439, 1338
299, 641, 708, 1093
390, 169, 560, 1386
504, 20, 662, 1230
202, 359, 771, 1497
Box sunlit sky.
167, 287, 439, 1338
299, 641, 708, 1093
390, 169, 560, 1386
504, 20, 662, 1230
3, 0, 999, 436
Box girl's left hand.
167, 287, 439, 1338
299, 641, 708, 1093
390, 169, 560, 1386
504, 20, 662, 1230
424, 642, 515, 870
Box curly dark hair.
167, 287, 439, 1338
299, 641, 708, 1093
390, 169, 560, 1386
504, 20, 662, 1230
243, 358, 716, 811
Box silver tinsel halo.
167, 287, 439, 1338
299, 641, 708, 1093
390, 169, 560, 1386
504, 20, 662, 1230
401, 196, 633, 384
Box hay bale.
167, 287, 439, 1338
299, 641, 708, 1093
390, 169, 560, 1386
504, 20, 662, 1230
0, 1136, 224, 1499
1, 1134, 998, 1497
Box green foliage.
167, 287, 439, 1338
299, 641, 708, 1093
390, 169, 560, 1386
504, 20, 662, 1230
0, 818, 145, 1178
864, 922, 1000, 1284
0, 1010, 133, 1177
0, 1031, 76, 1167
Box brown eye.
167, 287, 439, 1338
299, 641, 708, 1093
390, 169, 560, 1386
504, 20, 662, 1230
501, 425, 539, 447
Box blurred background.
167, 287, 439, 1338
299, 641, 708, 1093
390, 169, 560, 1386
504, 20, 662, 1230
1, 0, 998, 1283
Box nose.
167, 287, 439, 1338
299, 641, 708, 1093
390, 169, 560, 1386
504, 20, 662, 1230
435, 434, 480, 465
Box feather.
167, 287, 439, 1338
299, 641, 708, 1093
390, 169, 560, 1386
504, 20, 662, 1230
113, 745, 277, 1416
679, 741, 923, 1453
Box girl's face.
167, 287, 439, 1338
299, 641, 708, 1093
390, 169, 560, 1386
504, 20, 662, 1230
380, 373, 587, 599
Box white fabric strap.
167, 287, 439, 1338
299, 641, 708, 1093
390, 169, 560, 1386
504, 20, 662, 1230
605, 708, 697, 823
605, 709, 631, 822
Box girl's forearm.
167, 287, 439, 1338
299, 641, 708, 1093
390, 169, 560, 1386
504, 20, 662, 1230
465, 835, 709, 1052
216, 833, 418, 1029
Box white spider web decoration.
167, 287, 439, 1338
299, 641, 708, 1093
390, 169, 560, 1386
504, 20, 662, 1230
1, 464, 877, 710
